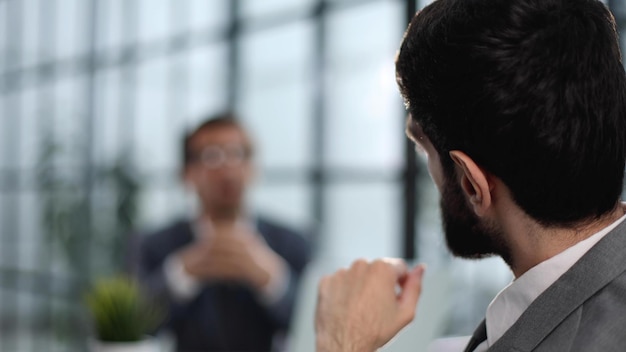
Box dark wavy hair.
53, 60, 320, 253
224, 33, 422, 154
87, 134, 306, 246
396, 0, 626, 226
182, 112, 252, 168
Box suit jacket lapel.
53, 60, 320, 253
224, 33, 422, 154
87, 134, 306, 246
488, 219, 626, 352
170, 220, 195, 251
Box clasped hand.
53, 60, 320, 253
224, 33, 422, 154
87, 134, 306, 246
180, 224, 283, 291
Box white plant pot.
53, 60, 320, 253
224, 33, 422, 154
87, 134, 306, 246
90, 338, 159, 352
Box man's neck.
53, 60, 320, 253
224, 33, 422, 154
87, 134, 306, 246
201, 205, 242, 225
503, 203, 626, 278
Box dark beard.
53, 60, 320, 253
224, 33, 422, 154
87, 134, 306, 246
440, 171, 510, 262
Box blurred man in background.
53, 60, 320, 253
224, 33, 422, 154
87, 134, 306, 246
137, 113, 310, 351
315, 0, 626, 351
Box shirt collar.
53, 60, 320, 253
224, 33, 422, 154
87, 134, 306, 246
485, 210, 626, 347
191, 213, 257, 240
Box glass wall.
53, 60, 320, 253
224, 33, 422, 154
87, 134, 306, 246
0, 0, 624, 351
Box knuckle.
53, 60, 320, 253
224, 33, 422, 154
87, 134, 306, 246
335, 268, 348, 278
401, 310, 416, 326
371, 259, 392, 273
318, 276, 330, 291
350, 258, 369, 271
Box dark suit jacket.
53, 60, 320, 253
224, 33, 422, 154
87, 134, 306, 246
465, 218, 626, 352
137, 217, 310, 352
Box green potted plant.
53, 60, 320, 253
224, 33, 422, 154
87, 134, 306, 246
85, 277, 163, 352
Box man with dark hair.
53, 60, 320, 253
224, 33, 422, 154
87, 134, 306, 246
315, 0, 626, 351
137, 113, 310, 351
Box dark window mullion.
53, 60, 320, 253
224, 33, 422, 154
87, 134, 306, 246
312, 0, 327, 245
228, 0, 240, 109
1, 1, 22, 350
37, 0, 57, 350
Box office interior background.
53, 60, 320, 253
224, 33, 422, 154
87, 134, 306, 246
0, 0, 625, 351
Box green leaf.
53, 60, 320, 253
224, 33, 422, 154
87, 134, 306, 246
85, 276, 164, 342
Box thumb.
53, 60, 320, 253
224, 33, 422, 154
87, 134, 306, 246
397, 264, 426, 323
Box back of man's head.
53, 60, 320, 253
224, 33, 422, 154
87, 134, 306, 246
396, 0, 626, 227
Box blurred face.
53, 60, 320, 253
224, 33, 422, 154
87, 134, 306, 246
406, 118, 504, 260
184, 124, 254, 213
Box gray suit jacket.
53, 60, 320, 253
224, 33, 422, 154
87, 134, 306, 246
468, 219, 626, 352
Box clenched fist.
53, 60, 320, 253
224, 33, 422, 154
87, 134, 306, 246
315, 258, 425, 352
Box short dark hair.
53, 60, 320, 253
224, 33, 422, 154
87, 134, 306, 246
182, 112, 251, 167
396, 0, 626, 226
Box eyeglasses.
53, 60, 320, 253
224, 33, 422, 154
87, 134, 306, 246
189, 144, 252, 169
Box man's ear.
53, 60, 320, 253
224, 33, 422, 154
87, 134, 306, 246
182, 168, 196, 191
449, 150, 493, 217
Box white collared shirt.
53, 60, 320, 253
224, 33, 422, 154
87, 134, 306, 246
473, 212, 626, 351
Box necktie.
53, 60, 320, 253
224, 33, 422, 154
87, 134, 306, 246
464, 319, 487, 352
